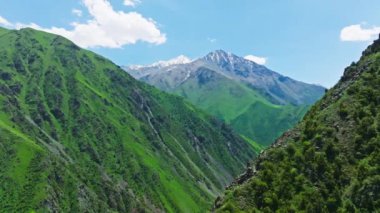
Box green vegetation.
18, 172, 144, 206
173, 68, 270, 123
173, 67, 310, 146
240, 135, 265, 153
0, 27, 256, 212
231, 102, 309, 147
214, 36, 380, 212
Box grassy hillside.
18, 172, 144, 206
214, 35, 380, 212
0, 27, 256, 212
173, 67, 269, 122
231, 102, 309, 146
173, 67, 309, 146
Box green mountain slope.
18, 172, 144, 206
0, 27, 256, 212
231, 102, 309, 146
214, 35, 380, 212
172, 67, 310, 146
173, 67, 270, 122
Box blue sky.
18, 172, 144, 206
0, 0, 380, 87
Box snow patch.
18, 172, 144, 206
244, 55, 267, 65
128, 55, 192, 70
151, 55, 192, 68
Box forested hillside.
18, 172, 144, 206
214, 35, 380, 212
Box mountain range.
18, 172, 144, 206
125, 50, 326, 146
0, 27, 256, 212
214, 35, 380, 212
1, 25, 378, 213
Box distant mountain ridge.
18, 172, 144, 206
125, 50, 325, 146
126, 50, 325, 105
125, 55, 192, 78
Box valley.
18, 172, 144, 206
0, 1, 379, 212
125, 50, 325, 146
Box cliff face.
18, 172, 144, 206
214, 35, 380, 212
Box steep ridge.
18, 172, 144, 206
214, 35, 380, 212
0, 27, 256, 212
125, 51, 325, 146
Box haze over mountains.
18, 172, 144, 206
125, 50, 326, 146
0, 27, 256, 212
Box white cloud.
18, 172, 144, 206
340, 24, 380, 42
244, 55, 267, 65
123, 0, 141, 7
0, 16, 11, 27
208, 38, 217, 43
72, 9, 83, 17
0, 0, 166, 48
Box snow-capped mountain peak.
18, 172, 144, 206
203, 50, 252, 65
203, 50, 233, 63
